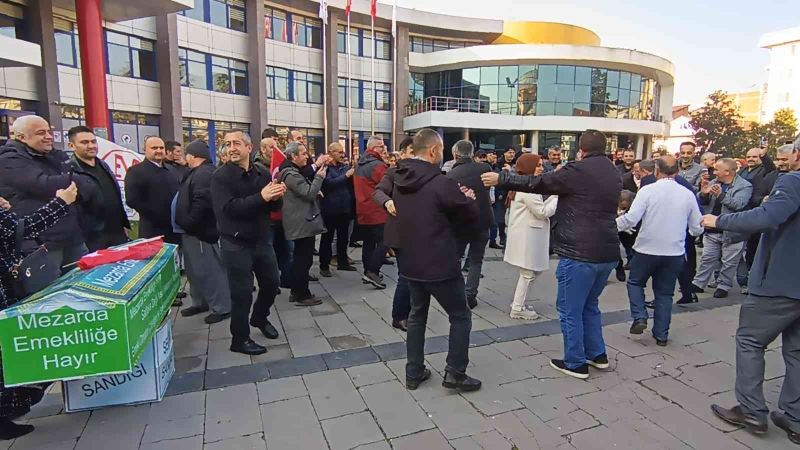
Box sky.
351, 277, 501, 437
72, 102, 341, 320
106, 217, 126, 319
388, 0, 798, 107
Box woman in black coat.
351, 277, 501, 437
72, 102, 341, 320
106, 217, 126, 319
0, 183, 77, 440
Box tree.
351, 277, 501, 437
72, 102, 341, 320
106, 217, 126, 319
690, 90, 744, 157
766, 108, 798, 149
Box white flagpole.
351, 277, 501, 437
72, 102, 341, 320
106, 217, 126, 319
391, 0, 397, 147
370, 9, 376, 135
321, 10, 328, 146
347, 12, 353, 162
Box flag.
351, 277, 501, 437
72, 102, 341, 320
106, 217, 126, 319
77, 238, 164, 271
345, 0, 352, 17
318, 0, 328, 25
370, 0, 377, 18
269, 147, 286, 222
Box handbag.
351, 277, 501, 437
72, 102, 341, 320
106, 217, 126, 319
9, 218, 60, 299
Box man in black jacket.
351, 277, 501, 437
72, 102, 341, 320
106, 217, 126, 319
483, 129, 621, 380
124, 136, 181, 244
66, 126, 130, 252
395, 129, 482, 393
212, 130, 286, 355
175, 140, 231, 324
0, 115, 90, 272
447, 140, 494, 309
165, 140, 190, 182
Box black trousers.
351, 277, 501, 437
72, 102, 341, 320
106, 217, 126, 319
320, 214, 351, 269
86, 227, 129, 252
220, 238, 280, 345
677, 231, 697, 301
361, 224, 387, 275
290, 236, 316, 298
272, 223, 293, 287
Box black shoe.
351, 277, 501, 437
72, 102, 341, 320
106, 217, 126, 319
690, 284, 705, 293
337, 265, 358, 272
615, 268, 626, 282
382, 259, 395, 266
172, 298, 183, 307
549, 359, 589, 379
320, 268, 333, 278
655, 338, 668, 347
676, 295, 698, 305
630, 319, 647, 335
308, 274, 319, 282
230, 339, 267, 355
252, 320, 280, 339
362, 272, 387, 289
349, 242, 362, 248
204, 312, 230, 324
392, 319, 408, 331
711, 405, 768, 435
442, 371, 482, 392
467, 297, 478, 310
181, 305, 210, 317
295, 296, 323, 306
771, 411, 800, 444
176, 291, 188, 299
586, 353, 609, 369
406, 368, 431, 390
0, 419, 34, 440
713, 288, 728, 298
644, 301, 655, 309
488, 242, 504, 249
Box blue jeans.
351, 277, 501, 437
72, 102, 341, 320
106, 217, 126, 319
627, 253, 684, 341
555, 258, 617, 370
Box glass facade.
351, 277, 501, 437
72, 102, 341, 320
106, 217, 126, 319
410, 64, 660, 121
181, 0, 246, 32
105, 31, 157, 81
410, 36, 477, 53
179, 48, 248, 95
266, 66, 322, 104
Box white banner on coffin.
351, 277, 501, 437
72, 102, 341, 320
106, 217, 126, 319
96, 137, 143, 221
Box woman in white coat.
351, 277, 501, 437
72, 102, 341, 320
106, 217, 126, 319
503, 153, 558, 320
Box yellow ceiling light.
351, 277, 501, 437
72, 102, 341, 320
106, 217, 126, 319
493, 22, 600, 46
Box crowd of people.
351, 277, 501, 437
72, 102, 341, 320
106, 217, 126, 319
0, 112, 799, 444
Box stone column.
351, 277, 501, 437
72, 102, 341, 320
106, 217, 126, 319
635, 134, 644, 159
323, 12, 340, 146
246, 0, 267, 139
530, 130, 539, 154
393, 24, 410, 145
154, 14, 182, 142
26, 0, 62, 137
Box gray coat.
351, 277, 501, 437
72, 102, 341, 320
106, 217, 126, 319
698, 174, 752, 243
678, 161, 703, 189
278, 164, 326, 240
717, 173, 800, 300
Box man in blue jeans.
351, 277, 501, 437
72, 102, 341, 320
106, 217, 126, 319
483, 130, 621, 379
616, 156, 704, 346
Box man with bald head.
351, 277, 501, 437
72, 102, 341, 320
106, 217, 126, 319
124, 136, 181, 244
319, 142, 356, 276
0, 115, 90, 271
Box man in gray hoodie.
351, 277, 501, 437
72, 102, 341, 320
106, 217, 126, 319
708, 138, 800, 445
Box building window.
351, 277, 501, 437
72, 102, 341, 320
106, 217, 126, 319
408, 73, 424, 105
265, 8, 288, 42
337, 77, 361, 108
374, 32, 391, 60
182, 117, 210, 148
105, 31, 156, 81
178, 48, 208, 89
266, 66, 290, 100
336, 25, 390, 59
182, 118, 249, 162
0, 2, 23, 39
54, 19, 80, 67
375, 82, 392, 110
214, 120, 249, 151
211, 55, 248, 95
293, 15, 322, 49
410, 36, 476, 53
270, 126, 324, 155
181, 0, 246, 32
179, 48, 248, 95
293, 71, 323, 104
110, 111, 160, 152
336, 25, 359, 55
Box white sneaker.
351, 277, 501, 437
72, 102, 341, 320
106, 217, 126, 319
510, 306, 539, 320
741, 286, 749, 295
708, 280, 718, 289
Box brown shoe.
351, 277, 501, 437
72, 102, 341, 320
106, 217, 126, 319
392, 319, 408, 331
295, 296, 323, 306
710, 404, 767, 434
771, 411, 800, 445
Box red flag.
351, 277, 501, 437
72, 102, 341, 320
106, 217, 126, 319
345, 0, 352, 16
370, 0, 377, 18
78, 238, 164, 271
269, 147, 286, 222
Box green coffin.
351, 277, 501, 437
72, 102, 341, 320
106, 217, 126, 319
0, 243, 179, 387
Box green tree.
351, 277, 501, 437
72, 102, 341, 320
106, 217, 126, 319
689, 90, 744, 157
766, 108, 798, 149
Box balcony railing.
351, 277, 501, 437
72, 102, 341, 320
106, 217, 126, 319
406, 96, 493, 116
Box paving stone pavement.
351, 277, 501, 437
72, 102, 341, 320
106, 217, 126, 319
6, 253, 792, 449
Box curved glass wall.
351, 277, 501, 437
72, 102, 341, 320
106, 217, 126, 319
409, 64, 660, 121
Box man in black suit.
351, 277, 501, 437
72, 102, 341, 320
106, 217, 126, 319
447, 140, 494, 309
621, 160, 642, 192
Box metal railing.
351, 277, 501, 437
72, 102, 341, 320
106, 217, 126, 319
406, 96, 492, 116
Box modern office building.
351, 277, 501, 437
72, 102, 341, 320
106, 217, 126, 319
0, 0, 674, 160
760, 26, 800, 123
